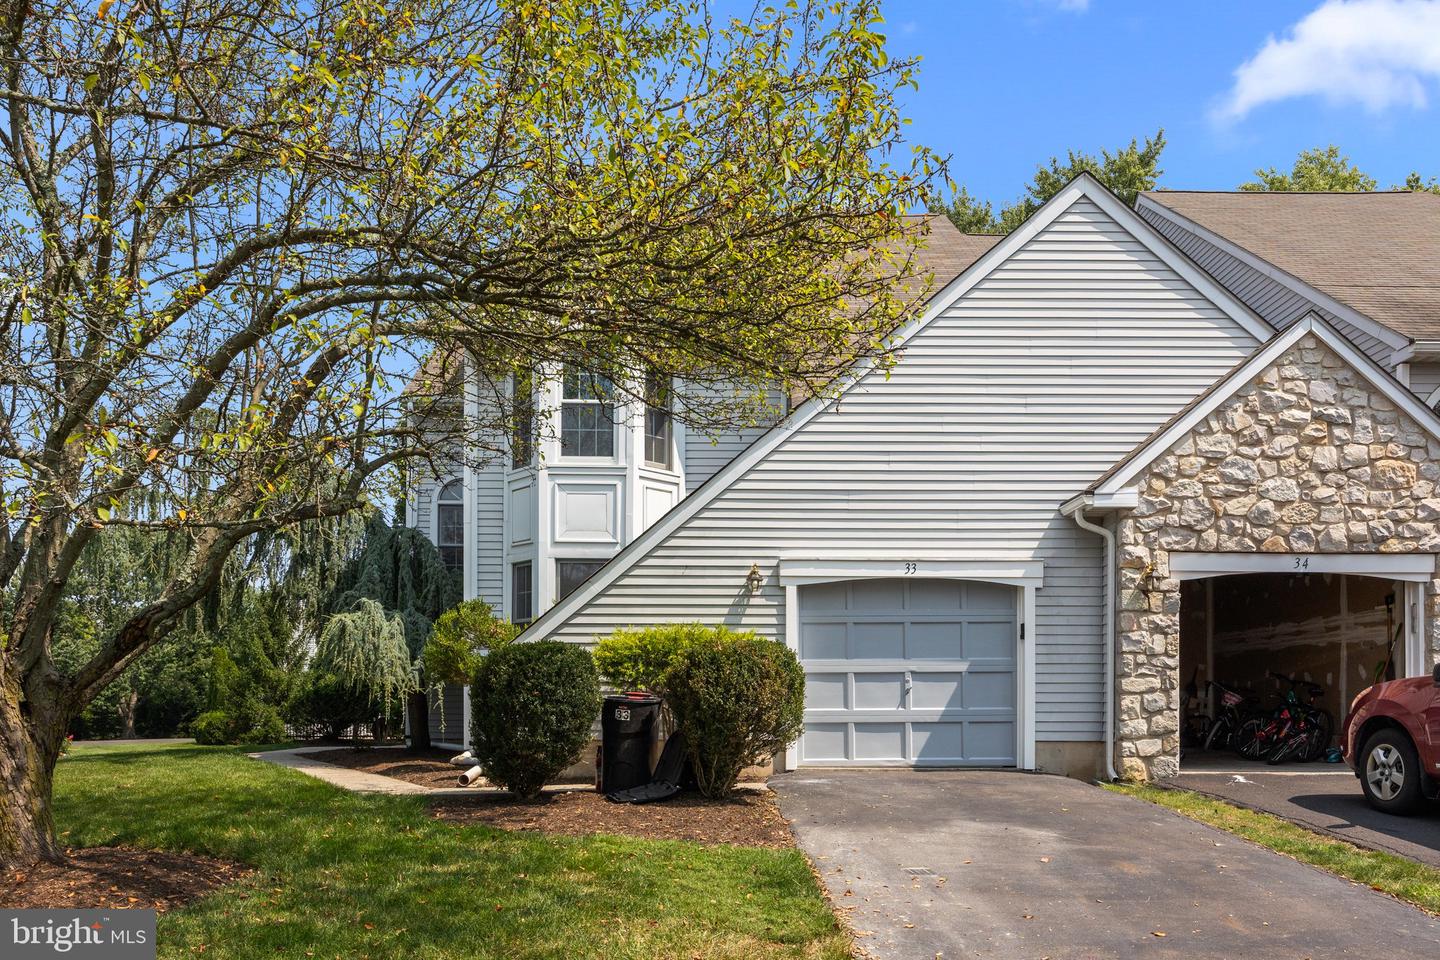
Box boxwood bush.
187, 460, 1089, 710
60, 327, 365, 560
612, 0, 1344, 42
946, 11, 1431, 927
593, 622, 748, 695
664, 635, 805, 798
469, 641, 600, 799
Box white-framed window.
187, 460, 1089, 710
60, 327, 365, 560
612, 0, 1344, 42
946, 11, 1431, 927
556, 558, 607, 600
436, 479, 464, 574
560, 367, 615, 458
511, 561, 533, 625
643, 370, 673, 469
511, 370, 535, 467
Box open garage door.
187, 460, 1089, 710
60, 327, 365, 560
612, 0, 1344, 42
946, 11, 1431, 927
796, 578, 1018, 766
1179, 572, 1407, 768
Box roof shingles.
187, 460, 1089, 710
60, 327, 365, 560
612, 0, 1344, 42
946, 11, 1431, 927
1143, 190, 1440, 340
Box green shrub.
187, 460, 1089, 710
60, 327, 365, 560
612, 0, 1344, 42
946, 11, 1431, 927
423, 599, 518, 687
240, 709, 289, 745
469, 641, 600, 799
664, 635, 805, 798
288, 671, 373, 739
191, 704, 287, 745
593, 623, 746, 695
191, 710, 232, 745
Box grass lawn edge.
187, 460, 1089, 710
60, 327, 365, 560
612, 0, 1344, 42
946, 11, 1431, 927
1105, 781, 1440, 917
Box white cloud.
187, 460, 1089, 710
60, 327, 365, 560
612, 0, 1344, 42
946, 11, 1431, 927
1054, 0, 1090, 10
1216, 0, 1440, 121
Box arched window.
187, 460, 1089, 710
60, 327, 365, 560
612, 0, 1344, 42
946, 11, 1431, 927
436, 479, 463, 573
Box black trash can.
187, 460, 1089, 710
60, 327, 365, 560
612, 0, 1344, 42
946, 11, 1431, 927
599, 692, 661, 794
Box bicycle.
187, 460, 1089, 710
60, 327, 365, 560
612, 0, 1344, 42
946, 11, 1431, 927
1199, 680, 1258, 753
1233, 673, 1332, 764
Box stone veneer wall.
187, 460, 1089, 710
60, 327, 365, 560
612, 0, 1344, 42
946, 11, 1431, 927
1115, 333, 1440, 780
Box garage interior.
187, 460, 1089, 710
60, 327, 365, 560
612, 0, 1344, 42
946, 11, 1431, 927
1178, 572, 1407, 766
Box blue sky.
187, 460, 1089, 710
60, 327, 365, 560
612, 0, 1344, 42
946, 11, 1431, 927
879, 0, 1440, 204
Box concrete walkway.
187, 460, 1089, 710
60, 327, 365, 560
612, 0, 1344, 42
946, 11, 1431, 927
252, 747, 435, 794
250, 747, 593, 797
774, 769, 1440, 960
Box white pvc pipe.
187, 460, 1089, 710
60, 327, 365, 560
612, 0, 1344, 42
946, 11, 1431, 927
1064, 498, 1120, 782
457, 764, 484, 787
449, 750, 474, 766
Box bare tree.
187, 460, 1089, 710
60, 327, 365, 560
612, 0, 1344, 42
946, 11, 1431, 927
0, 0, 940, 864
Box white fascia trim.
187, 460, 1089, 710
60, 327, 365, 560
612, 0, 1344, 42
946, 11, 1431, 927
1060, 490, 1140, 515
1096, 312, 1440, 497
778, 558, 1044, 588
1135, 196, 1410, 353
1398, 339, 1440, 363
1426, 385, 1440, 408
519, 175, 1271, 642
1169, 551, 1437, 583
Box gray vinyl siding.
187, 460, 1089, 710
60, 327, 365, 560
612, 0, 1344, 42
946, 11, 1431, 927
1408, 362, 1440, 406
682, 387, 785, 493
473, 460, 505, 609
1138, 203, 1397, 366
540, 196, 1261, 742
427, 682, 465, 746
407, 468, 470, 747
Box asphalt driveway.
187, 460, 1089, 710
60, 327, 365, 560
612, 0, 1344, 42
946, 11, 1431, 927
1171, 762, 1440, 868
773, 769, 1440, 959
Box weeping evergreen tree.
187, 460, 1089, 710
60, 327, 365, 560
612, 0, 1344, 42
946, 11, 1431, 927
319, 512, 462, 748
311, 600, 416, 747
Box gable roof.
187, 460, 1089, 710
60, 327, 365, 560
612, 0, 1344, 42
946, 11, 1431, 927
1139, 190, 1440, 344
521, 173, 1277, 643
1083, 311, 1440, 503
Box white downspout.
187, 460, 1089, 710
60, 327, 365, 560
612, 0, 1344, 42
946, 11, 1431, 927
1064, 498, 1119, 781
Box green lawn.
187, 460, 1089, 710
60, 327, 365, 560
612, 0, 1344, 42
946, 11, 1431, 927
1108, 782, 1440, 915
53, 743, 850, 959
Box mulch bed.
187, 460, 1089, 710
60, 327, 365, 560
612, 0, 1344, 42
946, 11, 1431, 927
431, 789, 795, 848
1, 847, 249, 911
307, 747, 467, 789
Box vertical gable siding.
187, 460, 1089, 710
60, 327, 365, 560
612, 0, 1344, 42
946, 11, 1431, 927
1139, 204, 1395, 365
543, 197, 1260, 742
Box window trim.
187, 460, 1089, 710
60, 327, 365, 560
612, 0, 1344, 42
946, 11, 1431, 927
511, 370, 536, 468
511, 560, 534, 626
555, 557, 608, 602
435, 479, 464, 576
559, 367, 617, 460
643, 371, 673, 469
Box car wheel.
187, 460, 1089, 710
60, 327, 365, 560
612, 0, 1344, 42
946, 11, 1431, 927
1360, 728, 1424, 816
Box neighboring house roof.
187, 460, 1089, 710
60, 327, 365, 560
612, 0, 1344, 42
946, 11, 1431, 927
1140, 190, 1440, 343
520, 173, 1275, 643
1078, 311, 1440, 506
897, 215, 1003, 292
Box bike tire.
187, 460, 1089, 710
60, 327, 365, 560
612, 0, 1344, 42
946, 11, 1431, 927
1266, 734, 1304, 765
1235, 717, 1268, 760
1304, 721, 1331, 762
1203, 716, 1231, 753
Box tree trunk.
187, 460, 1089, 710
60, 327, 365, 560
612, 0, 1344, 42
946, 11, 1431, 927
406, 691, 430, 753
0, 673, 64, 868
119, 688, 139, 739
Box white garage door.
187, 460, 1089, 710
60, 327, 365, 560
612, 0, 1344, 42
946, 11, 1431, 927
797, 578, 1017, 766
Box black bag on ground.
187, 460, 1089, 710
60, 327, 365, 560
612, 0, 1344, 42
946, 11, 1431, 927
606, 731, 690, 804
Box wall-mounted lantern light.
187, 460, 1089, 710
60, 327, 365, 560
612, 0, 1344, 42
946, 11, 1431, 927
746, 563, 764, 594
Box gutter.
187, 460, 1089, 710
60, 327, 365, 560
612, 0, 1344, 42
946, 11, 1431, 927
1061, 495, 1120, 782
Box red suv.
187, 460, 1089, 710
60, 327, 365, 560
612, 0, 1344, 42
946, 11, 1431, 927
1343, 664, 1440, 814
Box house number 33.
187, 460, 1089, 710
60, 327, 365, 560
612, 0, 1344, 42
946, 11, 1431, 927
903, 562, 918, 574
